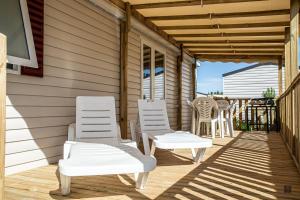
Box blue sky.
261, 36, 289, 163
197, 61, 256, 94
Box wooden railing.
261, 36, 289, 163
215, 97, 278, 131
0, 33, 7, 200
277, 72, 300, 170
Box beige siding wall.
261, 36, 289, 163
127, 29, 141, 134
166, 49, 179, 130
127, 29, 180, 132
5, 0, 190, 175
5, 0, 120, 175
181, 53, 194, 131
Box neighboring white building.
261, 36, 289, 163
223, 63, 285, 98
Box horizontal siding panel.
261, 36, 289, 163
6, 126, 67, 143
223, 64, 284, 98
5, 146, 63, 167
5, 156, 61, 175
5, 0, 120, 174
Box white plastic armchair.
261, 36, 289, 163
192, 97, 219, 138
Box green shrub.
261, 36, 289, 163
262, 87, 276, 99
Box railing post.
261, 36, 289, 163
0, 33, 7, 200
290, 0, 299, 81
278, 56, 283, 95
285, 27, 291, 88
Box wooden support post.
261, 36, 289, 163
278, 55, 283, 95
192, 58, 197, 99
177, 45, 183, 130
285, 27, 291, 88
290, 0, 299, 149
0, 34, 7, 200
290, 0, 299, 81
120, 3, 131, 138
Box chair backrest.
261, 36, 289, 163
192, 97, 218, 121
216, 100, 230, 110
76, 96, 119, 143
228, 99, 238, 114
138, 99, 171, 134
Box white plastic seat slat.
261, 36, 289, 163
76, 96, 118, 140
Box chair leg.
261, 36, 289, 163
194, 148, 206, 163
60, 173, 71, 195
229, 116, 234, 137
191, 148, 196, 159
136, 172, 149, 189
226, 120, 230, 136
211, 122, 215, 139
150, 143, 156, 156
196, 120, 201, 136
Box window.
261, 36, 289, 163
142, 41, 166, 100
0, 0, 38, 69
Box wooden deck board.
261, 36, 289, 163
5, 132, 300, 200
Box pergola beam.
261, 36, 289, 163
185, 45, 284, 49
179, 39, 285, 44
171, 32, 284, 38
133, 0, 269, 9
160, 22, 289, 30
193, 50, 283, 55
196, 54, 279, 60
147, 9, 289, 21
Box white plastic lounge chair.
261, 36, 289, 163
138, 99, 212, 163
59, 96, 156, 195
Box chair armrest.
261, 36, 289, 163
68, 123, 76, 141
129, 120, 137, 141
63, 141, 77, 159
117, 123, 122, 142
141, 132, 151, 156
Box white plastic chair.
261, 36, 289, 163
193, 97, 219, 138
227, 99, 238, 137
216, 100, 230, 138
138, 99, 212, 163
59, 96, 156, 195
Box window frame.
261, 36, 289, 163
141, 38, 167, 100
6, 0, 38, 69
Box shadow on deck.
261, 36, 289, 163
5, 132, 300, 200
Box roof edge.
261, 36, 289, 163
222, 62, 276, 77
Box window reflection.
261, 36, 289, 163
154, 50, 165, 100
143, 44, 151, 99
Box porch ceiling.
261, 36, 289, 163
121, 0, 290, 62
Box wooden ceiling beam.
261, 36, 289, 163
171, 32, 284, 37
108, 0, 194, 56
178, 39, 285, 44
133, 0, 268, 9
146, 9, 290, 21
196, 54, 279, 60
192, 50, 283, 54
160, 22, 289, 30
185, 45, 284, 49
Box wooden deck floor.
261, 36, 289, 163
5, 132, 300, 200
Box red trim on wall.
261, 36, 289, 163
21, 0, 44, 77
